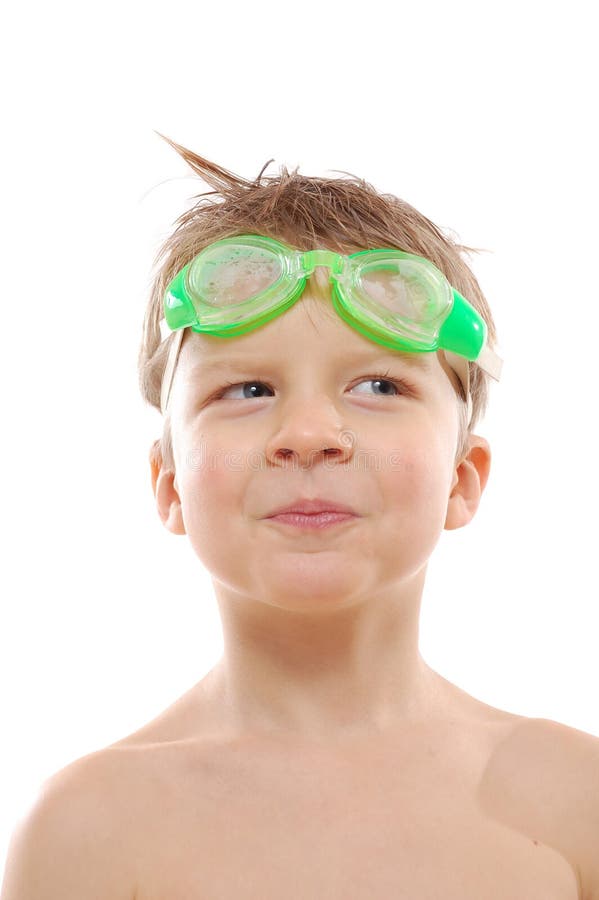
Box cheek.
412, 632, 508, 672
367, 440, 452, 577
379, 433, 452, 526
180, 441, 240, 524
177, 446, 250, 583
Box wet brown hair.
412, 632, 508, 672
138, 132, 498, 474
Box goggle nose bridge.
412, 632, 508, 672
301, 248, 346, 277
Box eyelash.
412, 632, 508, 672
211, 371, 416, 401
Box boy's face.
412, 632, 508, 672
157, 268, 486, 613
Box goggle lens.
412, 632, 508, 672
358, 259, 449, 323
188, 243, 282, 308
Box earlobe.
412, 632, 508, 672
148, 443, 186, 536
444, 434, 491, 531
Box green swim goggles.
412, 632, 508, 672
159, 233, 503, 416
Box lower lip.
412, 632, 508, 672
266, 512, 356, 529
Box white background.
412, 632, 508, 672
1, 0, 597, 877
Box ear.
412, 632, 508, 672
149, 440, 186, 536
444, 433, 491, 531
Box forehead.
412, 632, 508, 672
177, 280, 458, 394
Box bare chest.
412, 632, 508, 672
129, 731, 580, 900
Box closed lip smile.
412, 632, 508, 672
265, 498, 358, 517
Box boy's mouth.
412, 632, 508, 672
265, 511, 357, 530
263, 497, 360, 531
265, 497, 358, 518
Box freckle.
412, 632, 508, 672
533, 839, 539, 846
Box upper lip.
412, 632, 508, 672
266, 498, 358, 517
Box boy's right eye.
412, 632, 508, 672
217, 380, 274, 400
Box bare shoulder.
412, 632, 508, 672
479, 715, 599, 900
1, 748, 138, 900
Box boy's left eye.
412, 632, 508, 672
350, 376, 407, 397
214, 374, 412, 401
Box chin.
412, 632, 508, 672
257, 566, 371, 610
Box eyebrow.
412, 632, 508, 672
187, 350, 432, 379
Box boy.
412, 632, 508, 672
2, 134, 598, 899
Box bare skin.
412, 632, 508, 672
7, 668, 591, 899
119, 277, 590, 898
98, 668, 586, 900
3, 272, 596, 898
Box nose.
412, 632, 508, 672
265, 396, 355, 470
